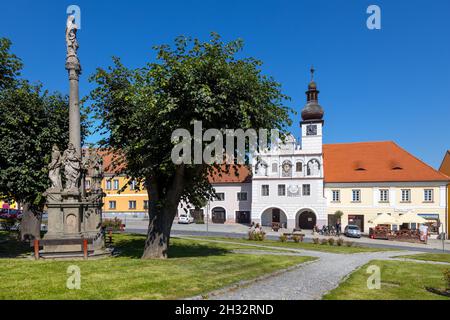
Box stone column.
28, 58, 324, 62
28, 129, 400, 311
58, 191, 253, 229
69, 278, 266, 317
68, 69, 81, 153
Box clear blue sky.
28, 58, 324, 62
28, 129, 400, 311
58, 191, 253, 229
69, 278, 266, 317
1, 0, 449, 168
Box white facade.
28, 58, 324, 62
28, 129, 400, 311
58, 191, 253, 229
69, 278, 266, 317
250, 120, 327, 229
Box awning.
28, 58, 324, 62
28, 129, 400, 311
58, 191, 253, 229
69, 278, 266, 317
397, 212, 427, 224
369, 213, 398, 225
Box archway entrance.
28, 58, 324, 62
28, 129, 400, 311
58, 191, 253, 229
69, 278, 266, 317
261, 208, 287, 228
297, 210, 316, 230
211, 207, 226, 224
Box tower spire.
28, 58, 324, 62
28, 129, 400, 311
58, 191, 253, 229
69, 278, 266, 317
301, 67, 324, 121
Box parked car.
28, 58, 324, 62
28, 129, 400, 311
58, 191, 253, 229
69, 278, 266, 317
178, 213, 194, 224
344, 225, 361, 238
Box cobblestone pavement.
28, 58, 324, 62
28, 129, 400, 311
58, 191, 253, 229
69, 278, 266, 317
182, 238, 428, 300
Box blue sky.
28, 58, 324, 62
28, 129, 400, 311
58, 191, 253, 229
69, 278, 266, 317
1, 0, 449, 168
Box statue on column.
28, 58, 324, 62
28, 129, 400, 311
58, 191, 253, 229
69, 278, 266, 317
48, 145, 62, 190
62, 143, 81, 190
65, 15, 81, 72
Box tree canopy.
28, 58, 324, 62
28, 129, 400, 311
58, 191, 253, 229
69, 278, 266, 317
88, 33, 293, 258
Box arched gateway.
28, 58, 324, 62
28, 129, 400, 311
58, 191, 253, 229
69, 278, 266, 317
261, 208, 288, 228
296, 210, 317, 230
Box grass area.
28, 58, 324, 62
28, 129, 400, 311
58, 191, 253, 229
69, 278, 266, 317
323, 260, 450, 300
397, 253, 450, 264
191, 236, 393, 254
0, 233, 314, 300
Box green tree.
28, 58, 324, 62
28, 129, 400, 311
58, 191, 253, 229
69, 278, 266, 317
334, 210, 344, 223
0, 38, 86, 240
88, 34, 293, 259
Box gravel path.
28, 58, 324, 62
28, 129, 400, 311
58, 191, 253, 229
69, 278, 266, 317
182, 238, 427, 300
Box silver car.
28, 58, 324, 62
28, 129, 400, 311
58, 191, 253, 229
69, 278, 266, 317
344, 225, 361, 238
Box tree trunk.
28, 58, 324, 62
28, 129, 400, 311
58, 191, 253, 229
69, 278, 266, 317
141, 203, 178, 259
20, 203, 42, 241
142, 166, 185, 259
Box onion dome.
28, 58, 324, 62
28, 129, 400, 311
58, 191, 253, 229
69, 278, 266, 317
301, 67, 324, 121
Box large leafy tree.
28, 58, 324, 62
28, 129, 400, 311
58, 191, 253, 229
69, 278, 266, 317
88, 34, 293, 258
0, 38, 85, 240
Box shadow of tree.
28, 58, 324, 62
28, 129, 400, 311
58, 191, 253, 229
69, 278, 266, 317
115, 234, 230, 259
0, 231, 31, 258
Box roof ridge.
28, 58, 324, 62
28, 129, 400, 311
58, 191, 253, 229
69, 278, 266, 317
390, 141, 449, 180
324, 141, 394, 147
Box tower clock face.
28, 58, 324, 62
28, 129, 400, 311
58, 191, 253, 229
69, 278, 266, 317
306, 124, 317, 136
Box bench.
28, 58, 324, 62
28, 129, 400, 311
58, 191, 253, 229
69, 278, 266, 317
282, 231, 305, 242
30, 238, 95, 260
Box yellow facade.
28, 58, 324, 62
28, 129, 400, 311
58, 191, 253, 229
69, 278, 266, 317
91, 176, 149, 214
326, 185, 447, 235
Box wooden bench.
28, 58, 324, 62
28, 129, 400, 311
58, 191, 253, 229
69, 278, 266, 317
282, 232, 305, 242
30, 238, 95, 260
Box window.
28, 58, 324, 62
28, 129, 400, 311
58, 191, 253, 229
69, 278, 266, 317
401, 189, 411, 202
352, 189, 361, 202
143, 200, 149, 210
302, 184, 311, 196
108, 201, 116, 210
113, 179, 119, 190
128, 200, 137, 210
130, 180, 137, 191
85, 179, 91, 189
272, 163, 278, 173
424, 189, 434, 202
296, 162, 303, 172
237, 192, 247, 201
332, 190, 340, 202
379, 189, 389, 202
106, 180, 112, 190
215, 193, 225, 201
278, 184, 286, 196
262, 185, 269, 196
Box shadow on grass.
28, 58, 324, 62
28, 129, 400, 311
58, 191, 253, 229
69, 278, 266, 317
0, 231, 31, 258
115, 234, 230, 259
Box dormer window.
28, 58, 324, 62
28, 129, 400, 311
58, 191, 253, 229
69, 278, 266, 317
392, 166, 403, 170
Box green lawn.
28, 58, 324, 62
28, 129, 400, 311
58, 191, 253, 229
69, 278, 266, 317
0, 233, 314, 300
191, 236, 393, 254
323, 260, 450, 300
397, 253, 450, 264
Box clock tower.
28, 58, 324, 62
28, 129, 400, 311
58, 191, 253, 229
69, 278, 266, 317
301, 67, 324, 154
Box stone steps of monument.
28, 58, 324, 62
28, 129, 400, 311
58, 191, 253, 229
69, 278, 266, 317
38, 248, 113, 260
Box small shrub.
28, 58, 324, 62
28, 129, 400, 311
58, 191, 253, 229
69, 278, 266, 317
328, 238, 335, 246
321, 238, 329, 245
249, 229, 266, 241
312, 238, 320, 244
102, 217, 123, 231
279, 234, 287, 242
345, 241, 354, 247
292, 235, 301, 243
337, 238, 344, 246
444, 269, 450, 290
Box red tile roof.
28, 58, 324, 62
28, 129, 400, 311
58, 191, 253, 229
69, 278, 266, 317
323, 141, 449, 183
99, 142, 449, 183
208, 165, 252, 184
